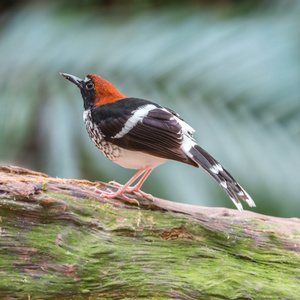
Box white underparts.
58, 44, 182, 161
114, 148, 168, 170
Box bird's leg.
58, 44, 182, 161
109, 168, 154, 200
96, 167, 149, 203
108, 168, 147, 189
127, 169, 153, 199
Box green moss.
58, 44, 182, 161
42, 181, 49, 191
1, 189, 299, 299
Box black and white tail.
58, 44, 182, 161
189, 144, 255, 211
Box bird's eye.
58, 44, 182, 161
86, 81, 94, 90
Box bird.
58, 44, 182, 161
60, 72, 256, 211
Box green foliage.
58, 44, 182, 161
1, 1, 300, 217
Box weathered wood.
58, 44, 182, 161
0, 165, 299, 299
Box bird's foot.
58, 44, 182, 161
108, 180, 123, 188
108, 181, 154, 201
132, 189, 154, 201
95, 187, 140, 205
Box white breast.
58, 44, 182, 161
114, 148, 168, 170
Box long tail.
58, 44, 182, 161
189, 144, 256, 211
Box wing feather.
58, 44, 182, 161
97, 104, 197, 166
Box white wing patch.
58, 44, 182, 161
162, 108, 196, 156
113, 104, 198, 160
165, 109, 195, 137
113, 104, 157, 139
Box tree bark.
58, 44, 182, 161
0, 165, 299, 299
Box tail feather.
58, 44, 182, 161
189, 144, 255, 211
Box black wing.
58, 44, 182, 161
92, 98, 197, 166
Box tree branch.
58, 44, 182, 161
0, 165, 299, 299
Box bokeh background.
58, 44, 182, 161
1, 0, 300, 218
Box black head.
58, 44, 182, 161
60, 73, 96, 110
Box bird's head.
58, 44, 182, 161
60, 73, 127, 110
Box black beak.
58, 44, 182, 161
60, 73, 84, 88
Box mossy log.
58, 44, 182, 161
0, 165, 299, 299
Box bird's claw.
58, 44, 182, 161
94, 187, 140, 206
108, 180, 122, 187
94, 175, 154, 203
105, 182, 154, 201
133, 190, 154, 201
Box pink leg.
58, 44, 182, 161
109, 169, 154, 200
95, 167, 150, 203
127, 169, 153, 198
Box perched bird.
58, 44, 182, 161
60, 73, 255, 211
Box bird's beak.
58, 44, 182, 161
60, 73, 84, 89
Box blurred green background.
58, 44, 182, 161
1, 0, 300, 218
